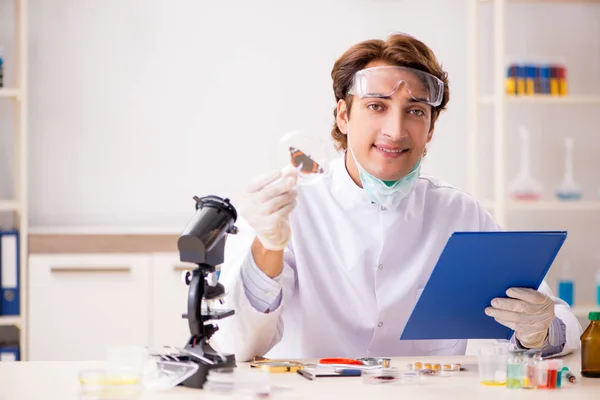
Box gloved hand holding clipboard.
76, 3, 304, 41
400, 231, 567, 341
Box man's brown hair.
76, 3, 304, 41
330, 32, 450, 152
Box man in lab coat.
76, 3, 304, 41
213, 33, 582, 361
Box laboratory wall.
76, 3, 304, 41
1, 0, 470, 230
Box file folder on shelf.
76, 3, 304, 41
0, 230, 20, 316
0, 344, 19, 361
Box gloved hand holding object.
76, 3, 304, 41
485, 287, 555, 349
238, 165, 299, 251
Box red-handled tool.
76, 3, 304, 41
319, 358, 364, 365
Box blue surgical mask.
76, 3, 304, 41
347, 125, 422, 209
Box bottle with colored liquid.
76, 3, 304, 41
596, 269, 600, 306
539, 65, 551, 95
550, 65, 560, 96
516, 65, 526, 95
0, 45, 4, 88
508, 126, 542, 201
555, 137, 582, 201
525, 65, 536, 95
506, 350, 526, 389
557, 262, 574, 306
506, 64, 517, 95
558, 64, 568, 96
581, 312, 600, 378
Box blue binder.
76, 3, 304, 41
400, 231, 567, 341
0, 230, 20, 316
0, 344, 20, 361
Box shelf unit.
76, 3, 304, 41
0, 315, 21, 328
572, 305, 600, 318
479, 95, 600, 105
0, 0, 28, 360
484, 200, 600, 213
0, 88, 21, 98
468, 0, 600, 316
468, 0, 600, 224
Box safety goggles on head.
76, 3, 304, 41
347, 66, 444, 107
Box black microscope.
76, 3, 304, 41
176, 195, 239, 389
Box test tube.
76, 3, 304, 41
550, 360, 564, 388
516, 65, 526, 95
522, 350, 541, 389
547, 360, 560, 389
558, 65, 568, 96
537, 361, 549, 389
506, 64, 517, 95
507, 350, 526, 389
0, 46, 4, 88
550, 65, 560, 96
539, 65, 551, 94
595, 269, 600, 306
525, 65, 536, 95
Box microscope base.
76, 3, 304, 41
178, 338, 236, 389
180, 355, 236, 389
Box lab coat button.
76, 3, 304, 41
380, 206, 387, 211
378, 322, 383, 327
378, 264, 384, 270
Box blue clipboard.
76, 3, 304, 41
400, 231, 567, 341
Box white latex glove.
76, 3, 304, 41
485, 287, 555, 349
238, 165, 299, 251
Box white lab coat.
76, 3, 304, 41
213, 156, 582, 362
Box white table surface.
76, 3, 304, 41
1, 353, 599, 399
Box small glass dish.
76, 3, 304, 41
142, 360, 199, 391
79, 369, 142, 399
204, 367, 275, 395
362, 368, 421, 385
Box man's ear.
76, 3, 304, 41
427, 127, 435, 143
336, 99, 348, 134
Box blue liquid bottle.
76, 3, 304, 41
0, 45, 4, 88
558, 262, 574, 307
596, 269, 600, 307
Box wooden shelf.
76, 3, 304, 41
0, 316, 21, 328
572, 305, 600, 318
480, 0, 600, 3
482, 200, 600, 211
0, 200, 20, 212
479, 95, 600, 105
0, 89, 21, 99
508, 200, 600, 211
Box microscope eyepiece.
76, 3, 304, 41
193, 195, 237, 223
178, 195, 239, 265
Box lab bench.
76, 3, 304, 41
0, 353, 598, 399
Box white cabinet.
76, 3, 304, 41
149, 253, 195, 350
28, 254, 152, 361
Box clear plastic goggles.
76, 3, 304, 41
348, 66, 444, 107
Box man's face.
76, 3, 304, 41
337, 61, 434, 182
